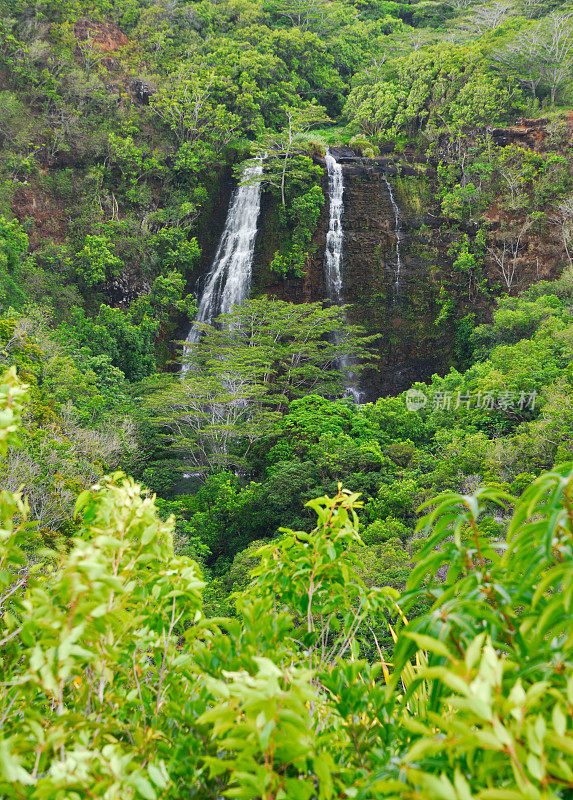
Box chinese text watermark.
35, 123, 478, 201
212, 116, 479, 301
405, 388, 537, 413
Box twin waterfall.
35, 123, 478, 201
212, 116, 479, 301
184, 158, 263, 355
184, 150, 403, 402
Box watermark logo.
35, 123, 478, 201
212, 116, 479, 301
406, 388, 537, 413
406, 388, 428, 412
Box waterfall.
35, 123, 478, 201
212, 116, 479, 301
382, 174, 403, 291
183, 158, 263, 363
324, 149, 344, 304
323, 149, 363, 403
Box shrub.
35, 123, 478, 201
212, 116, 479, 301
1, 370, 572, 799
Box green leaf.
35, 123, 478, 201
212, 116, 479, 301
403, 632, 455, 660
129, 773, 157, 799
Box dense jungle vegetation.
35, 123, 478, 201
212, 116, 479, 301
1, 0, 573, 794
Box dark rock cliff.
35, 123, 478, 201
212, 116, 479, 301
253, 148, 459, 399
307, 149, 451, 399
251, 131, 568, 400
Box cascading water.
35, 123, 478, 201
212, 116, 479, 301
180, 159, 262, 478
183, 158, 263, 364
324, 149, 344, 305
324, 148, 363, 403
382, 173, 403, 292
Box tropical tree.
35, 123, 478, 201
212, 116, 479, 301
186, 296, 373, 403
0, 215, 29, 310
73, 233, 123, 287
255, 103, 329, 206
345, 44, 523, 140
149, 67, 242, 161
387, 467, 573, 797
147, 297, 373, 474
493, 12, 573, 103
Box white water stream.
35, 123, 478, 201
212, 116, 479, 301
324, 149, 345, 304
181, 159, 263, 476
183, 159, 263, 365
382, 173, 403, 291
324, 149, 363, 403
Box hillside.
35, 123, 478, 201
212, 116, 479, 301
1, 0, 573, 795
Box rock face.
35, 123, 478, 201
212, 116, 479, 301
251, 141, 567, 399
489, 118, 548, 150
252, 182, 328, 304
131, 80, 154, 105
305, 149, 452, 399
73, 19, 129, 71
187, 119, 570, 399
73, 19, 129, 52
12, 187, 67, 247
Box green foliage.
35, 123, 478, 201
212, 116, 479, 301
2, 376, 573, 798
269, 183, 325, 278
345, 43, 523, 140
175, 473, 264, 569
149, 270, 196, 319
0, 317, 136, 533
0, 365, 29, 454
1, 7, 573, 795
73, 233, 123, 287
149, 228, 201, 276
134, 266, 573, 578
498, 143, 549, 209
0, 215, 29, 310
362, 515, 410, 544
201, 658, 330, 799
255, 103, 329, 207
0, 467, 205, 797
493, 144, 571, 212
491, 11, 573, 104
149, 297, 372, 475
441, 182, 488, 220
249, 485, 397, 668
0, 215, 27, 274
389, 466, 573, 797
369, 476, 421, 522
471, 291, 568, 360
449, 231, 486, 276
63, 303, 158, 382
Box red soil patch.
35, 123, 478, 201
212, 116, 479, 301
12, 185, 67, 247
73, 19, 128, 52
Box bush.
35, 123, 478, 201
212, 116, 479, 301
1, 370, 573, 798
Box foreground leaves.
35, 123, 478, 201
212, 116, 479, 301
0, 369, 572, 798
